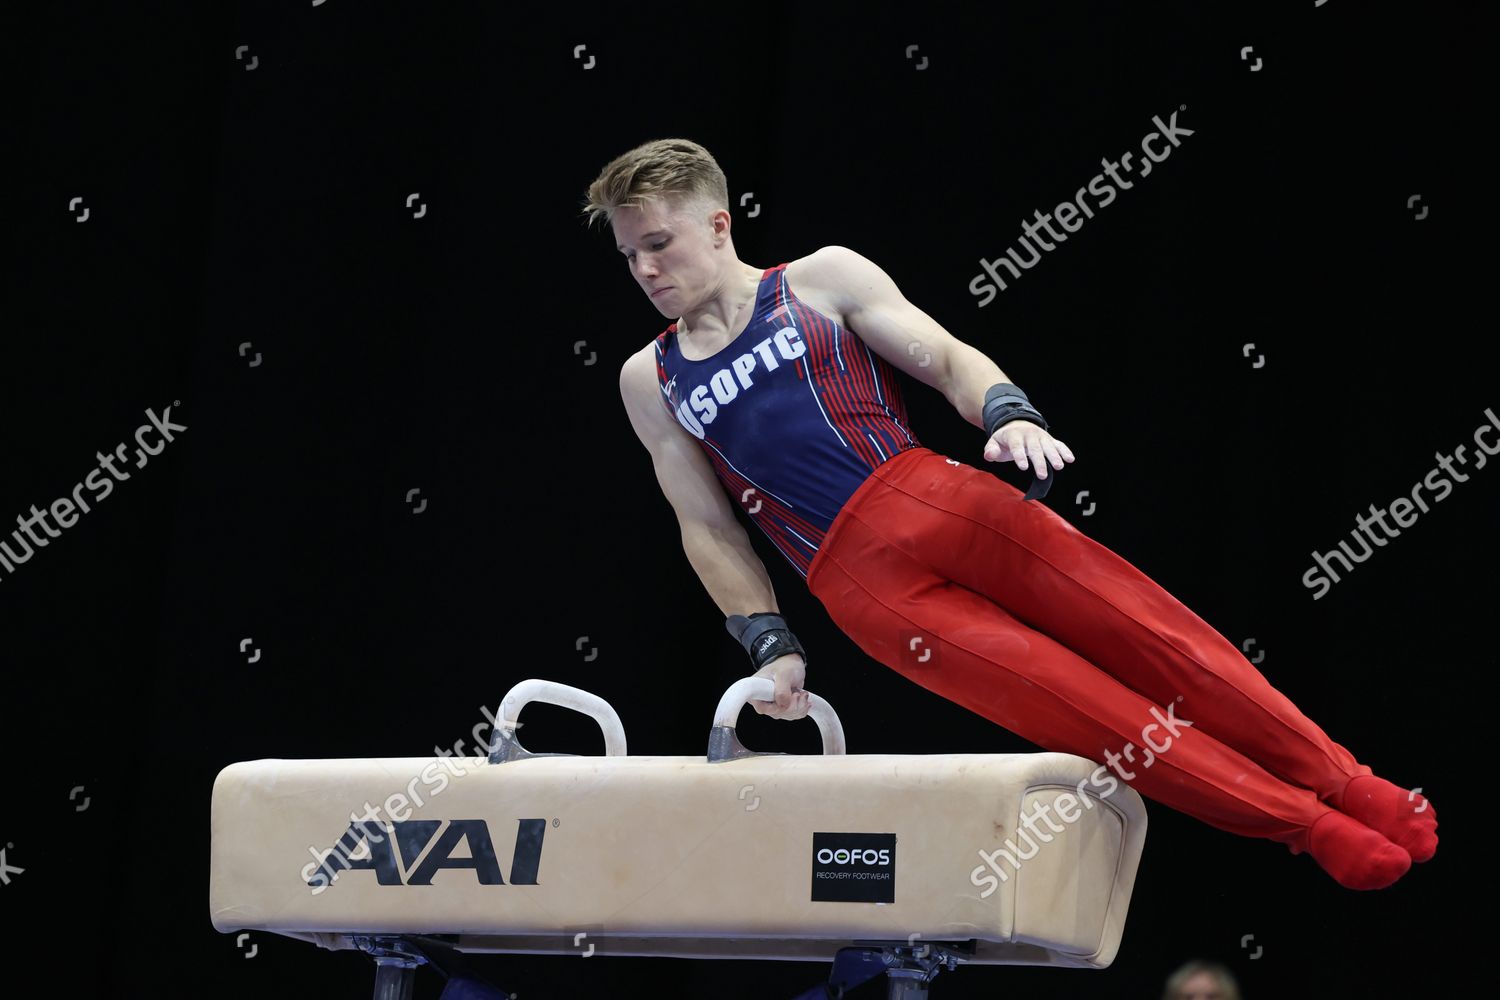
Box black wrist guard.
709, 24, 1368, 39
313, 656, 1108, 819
982, 382, 1049, 438
982, 382, 1056, 502
725, 612, 807, 671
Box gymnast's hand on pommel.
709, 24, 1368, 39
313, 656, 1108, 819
748, 653, 811, 721
983, 419, 1075, 480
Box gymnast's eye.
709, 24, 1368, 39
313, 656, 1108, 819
624, 240, 668, 261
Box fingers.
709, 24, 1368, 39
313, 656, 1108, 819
1011, 430, 1075, 477
1007, 430, 1043, 474
983, 429, 1076, 476
1043, 438, 1072, 470
769, 690, 811, 717
775, 674, 792, 709
1027, 436, 1047, 478
748, 693, 811, 720
773, 695, 810, 720
1038, 435, 1074, 473
753, 657, 811, 720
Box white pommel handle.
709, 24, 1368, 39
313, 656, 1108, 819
495, 679, 627, 757
712, 677, 846, 756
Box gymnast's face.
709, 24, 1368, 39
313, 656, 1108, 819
1173, 971, 1228, 1000
613, 195, 727, 317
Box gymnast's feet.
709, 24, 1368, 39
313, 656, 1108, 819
1296, 810, 1411, 890
1330, 774, 1438, 864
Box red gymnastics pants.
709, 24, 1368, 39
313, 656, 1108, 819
804, 446, 1372, 854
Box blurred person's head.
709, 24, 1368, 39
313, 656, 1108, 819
1162, 959, 1241, 1000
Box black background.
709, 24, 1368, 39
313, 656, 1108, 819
6, 2, 1490, 997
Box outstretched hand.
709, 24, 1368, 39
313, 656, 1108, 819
983, 420, 1075, 480
748, 653, 810, 720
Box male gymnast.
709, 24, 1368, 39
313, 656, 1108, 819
583, 138, 1437, 890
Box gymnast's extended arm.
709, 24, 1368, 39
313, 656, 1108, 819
808, 245, 1074, 483
619, 348, 811, 720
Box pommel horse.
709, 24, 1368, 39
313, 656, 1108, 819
210, 678, 1147, 997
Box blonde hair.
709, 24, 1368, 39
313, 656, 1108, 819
1161, 959, 1242, 1000
580, 138, 729, 231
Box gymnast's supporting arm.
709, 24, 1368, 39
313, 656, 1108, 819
620, 348, 811, 721
681, 522, 813, 723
